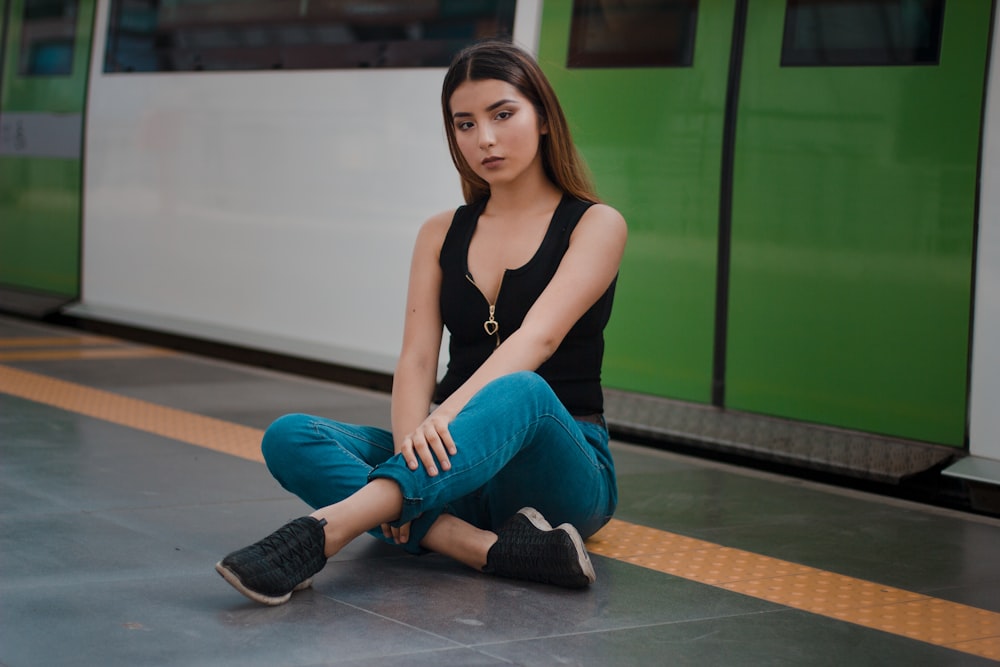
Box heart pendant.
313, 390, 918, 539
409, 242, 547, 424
484, 320, 498, 336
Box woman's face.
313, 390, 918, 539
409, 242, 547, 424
449, 78, 547, 190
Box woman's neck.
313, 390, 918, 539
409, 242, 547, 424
484, 176, 563, 218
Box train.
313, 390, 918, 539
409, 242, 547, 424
2, 0, 998, 511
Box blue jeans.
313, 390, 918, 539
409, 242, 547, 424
261, 371, 618, 554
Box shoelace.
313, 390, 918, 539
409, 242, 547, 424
495, 524, 576, 574
253, 520, 323, 572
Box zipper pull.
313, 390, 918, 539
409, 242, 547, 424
484, 305, 498, 336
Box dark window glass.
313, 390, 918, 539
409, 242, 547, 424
19, 0, 79, 75
103, 0, 516, 73
567, 0, 697, 69
782, 0, 945, 66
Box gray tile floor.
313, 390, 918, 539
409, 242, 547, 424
2, 315, 999, 666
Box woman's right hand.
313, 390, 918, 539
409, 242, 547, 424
398, 410, 457, 476
381, 521, 412, 545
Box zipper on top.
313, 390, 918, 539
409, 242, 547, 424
466, 272, 504, 347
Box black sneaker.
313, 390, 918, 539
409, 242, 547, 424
483, 507, 596, 589
215, 516, 329, 605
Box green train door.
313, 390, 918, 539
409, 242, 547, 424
541, 1, 988, 449
539, 1, 736, 404
724, 0, 990, 446
0, 0, 94, 310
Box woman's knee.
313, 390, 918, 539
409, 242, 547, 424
491, 370, 547, 394
260, 413, 313, 471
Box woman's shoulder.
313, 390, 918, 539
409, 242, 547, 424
412, 207, 461, 258
420, 198, 489, 239
423, 207, 459, 231
577, 202, 628, 237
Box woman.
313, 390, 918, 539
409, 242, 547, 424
216, 39, 627, 606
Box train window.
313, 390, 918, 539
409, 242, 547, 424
566, 0, 698, 69
19, 0, 79, 75
781, 0, 945, 66
103, 0, 516, 73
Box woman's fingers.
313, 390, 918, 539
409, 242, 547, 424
405, 418, 457, 476
381, 522, 411, 544
400, 436, 419, 471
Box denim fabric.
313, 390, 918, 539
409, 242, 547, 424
261, 371, 617, 554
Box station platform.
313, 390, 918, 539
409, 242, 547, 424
2, 314, 999, 666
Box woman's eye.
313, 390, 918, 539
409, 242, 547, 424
495, 110, 512, 120
456, 121, 474, 131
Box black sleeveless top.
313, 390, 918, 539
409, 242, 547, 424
433, 194, 617, 415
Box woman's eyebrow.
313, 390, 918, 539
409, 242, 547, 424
486, 98, 518, 111
452, 99, 520, 118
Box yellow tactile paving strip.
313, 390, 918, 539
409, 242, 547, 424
1, 340, 999, 660
587, 520, 1000, 660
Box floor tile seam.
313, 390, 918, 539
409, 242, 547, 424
826, 605, 1000, 650
942, 635, 1000, 656
0, 568, 224, 591
0, 364, 266, 463
0, 363, 241, 420
314, 594, 471, 649
0, 339, 148, 351
0, 336, 121, 348
306, 646, 504, 667
0, 553, 411, 593
466, 608, 793, 650
96, 496, 308, 513
0, 489, 296, 517
0, 348, 177, 362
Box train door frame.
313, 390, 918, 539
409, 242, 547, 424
945, 0, 1000, 493
0, 0, 95, 315
0, 0, 10, 107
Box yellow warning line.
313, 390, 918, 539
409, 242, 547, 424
1, 362, 998, 660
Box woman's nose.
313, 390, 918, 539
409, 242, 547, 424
479, 127, 496, 150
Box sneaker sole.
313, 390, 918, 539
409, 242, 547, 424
214, 561, 312, 606
517, 507, 597, 588
516, 507, 553, 531
553, 522, 596, 587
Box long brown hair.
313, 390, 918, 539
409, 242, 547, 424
441, 40, 599, 205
